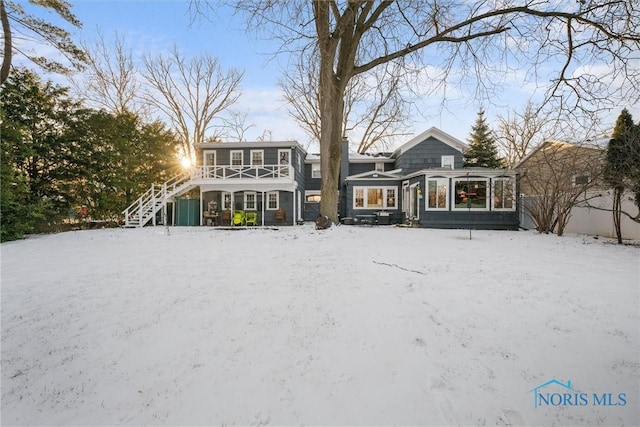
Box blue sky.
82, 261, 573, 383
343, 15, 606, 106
18, 1, 638, 151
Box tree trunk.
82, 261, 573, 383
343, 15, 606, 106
1, 0, 12, 85
318, 56, 344, 224
613, 187, 623, 244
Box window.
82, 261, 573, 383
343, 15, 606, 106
375, 162, 385, 172
493, 178, 515, 210
204, 150, 216, 166
311, 163, 321, 178
441, 155, 455, 169
427, 178, 448, 210
250, 150, 263, 166
279, 149, 290, 177
231, 150, 243, 167
573, 174, 590, 187
306, 194, 321, 203
353, 186, 398, 209
244, 192, 256, 210
222, 193, 231, 210
453, 179, 488, 210
267, 191, 279, 210
355, 188, 364, 208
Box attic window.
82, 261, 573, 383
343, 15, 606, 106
375, 162, 385, 172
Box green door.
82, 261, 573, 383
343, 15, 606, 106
176, 197, 200, 226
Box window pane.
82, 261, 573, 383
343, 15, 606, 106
428, 180, 437, 208
252, 151, 263, 165
306, 195, 321, 203
355, 188, 364, 208
386, 188, 396, 208
268, 192, 278, 209
437, 183, 447, 209
231, 152, 242, 166
367, 188, 383, 208
455, 180, 486, 209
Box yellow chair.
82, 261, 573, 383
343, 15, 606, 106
232, 210, 245, 226
245, 212, 258, 226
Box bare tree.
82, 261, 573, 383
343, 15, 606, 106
280, 47, 411, 153
495, 102, 555, 168
1, 0, 87, 85
70, 30, 144, 115
142, 46, 244, 161
519, 140, 604, 236
226, 0, 640, 223
217, 109, 255, 142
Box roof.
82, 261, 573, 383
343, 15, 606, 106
392, 127, 468, 157
515, 139, 603, 169
195, 140, 306, 153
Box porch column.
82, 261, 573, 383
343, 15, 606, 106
261, 191, 265, 227
199, 187, 203, 226
292, 189, 296, 225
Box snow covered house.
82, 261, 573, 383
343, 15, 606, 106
123, 127, 519, 230
306, 127, 519, 229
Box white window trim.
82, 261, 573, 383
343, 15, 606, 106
425, 178, 449, 211
441, 155, 455, 169
352, 186, 398, 210
244, 191, 257, 210
311, 163, 321, 178
266, 191, 279, 210
375, 162, 385, 172
305, 190, 321, 203
250, 149, 264, 166
492, 178, 516, 211
278, 149, 290, 165
204, 149, 217, 166
230, 150, 244, 168
452, 178, 490, 211
222, 192, 232, 210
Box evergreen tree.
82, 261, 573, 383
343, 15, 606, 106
464, 109, 503, 168
604, 108, 640, 243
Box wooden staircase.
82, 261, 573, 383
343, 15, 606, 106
122, 173, 195, 228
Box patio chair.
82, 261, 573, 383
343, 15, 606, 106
245, 212, 258, 226
275, 208, 286, 224
233, 210, 246, 226
221, 209, 232, 226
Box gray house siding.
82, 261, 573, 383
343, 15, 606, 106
394, 136, 464, 174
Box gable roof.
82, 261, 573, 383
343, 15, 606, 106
345, 170, 402, 180
515, 139, 603, 169
392, 127, 468, 157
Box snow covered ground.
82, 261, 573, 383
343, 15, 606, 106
1, 225, 638, 426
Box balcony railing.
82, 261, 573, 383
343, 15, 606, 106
192, 165, 293, 180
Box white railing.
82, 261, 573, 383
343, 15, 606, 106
193, 165, 293, 180
122, 173, 193, 227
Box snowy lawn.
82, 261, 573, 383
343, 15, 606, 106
1, 225, 638, 426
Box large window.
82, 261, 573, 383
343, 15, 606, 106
493, 178, 515, 210
267, 191, 279, 210
427, 178, 448, 210
244, 192, 256, 210
453, 179, 488, 210
250, 150, 263, 166
231, 150, 243, 167
353, 186, 397, 209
